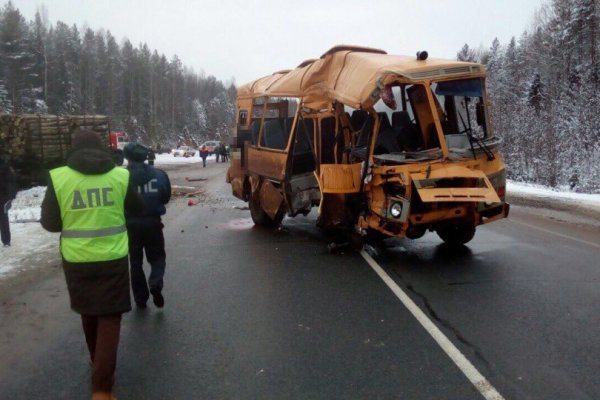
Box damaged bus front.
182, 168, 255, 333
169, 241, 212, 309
227, 45, 509, 245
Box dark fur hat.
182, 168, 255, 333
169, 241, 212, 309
71, 130, 104, 149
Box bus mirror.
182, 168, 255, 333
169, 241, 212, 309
476, 101, 485, 126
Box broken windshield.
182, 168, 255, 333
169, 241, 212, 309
433, 78, 489, 139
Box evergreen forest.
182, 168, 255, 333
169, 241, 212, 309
1, 0, 599, 192
459, 0, 599, 192
0, 1, 235, 148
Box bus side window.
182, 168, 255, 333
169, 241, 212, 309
250, 120, 261, 145
260, 119, 289, 150
239, 110, 248, 126
321, 117, 336, 164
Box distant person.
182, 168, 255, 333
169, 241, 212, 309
41, 130, 144, 400
224, 144, 231, 162
215, 144, 220, 163
0, 155, 17, 247
199, 146, 209, 168
218, 143, 228, 163
124, 143, 171, 309
147, 148, 156, 165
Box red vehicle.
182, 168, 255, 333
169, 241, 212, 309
109, 132, 130, 165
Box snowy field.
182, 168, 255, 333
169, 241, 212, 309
1, 178, 598, 280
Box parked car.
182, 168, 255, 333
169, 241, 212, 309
172, 146, 196, 157
200, 140, 221, 155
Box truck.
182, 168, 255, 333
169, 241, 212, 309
226, 45, 509, 246
0, 114, 129, 186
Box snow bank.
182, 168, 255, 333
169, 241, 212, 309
508, 180, 600, 209
9, 186, 46, 223
154, 153, 212, 165
2, 186, 59, 279
0, 223, 59, 278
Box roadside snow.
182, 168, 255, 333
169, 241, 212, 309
9, 186, 46, 223
0, 223, 59, 278
508, 180, 600, 210
2, 186, 59, 279
154, 153, 214, 165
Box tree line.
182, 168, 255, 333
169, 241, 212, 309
459, 0, 599, 192
0, 1, 235, 148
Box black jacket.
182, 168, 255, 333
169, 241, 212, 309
126, 162, 171, 221
0, 160, 17, 205
41, 148, 144, 315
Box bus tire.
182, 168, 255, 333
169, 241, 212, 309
249, 193, 284, 226
436, 223, 476, 245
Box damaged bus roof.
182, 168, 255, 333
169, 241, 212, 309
237, 45, 484, 109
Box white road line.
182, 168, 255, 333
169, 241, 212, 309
510, 219, 600, 250
360, 250, 505, 400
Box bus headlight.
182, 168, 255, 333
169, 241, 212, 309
390, 202, 402, 218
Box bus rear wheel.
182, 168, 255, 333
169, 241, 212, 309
249, 193, 284, 226
436, 223, 476, 245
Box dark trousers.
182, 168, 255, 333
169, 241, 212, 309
81, 314, 122, 393
202, 156, 207, 167
0, 211, 10, 245
127, 219, 166, 305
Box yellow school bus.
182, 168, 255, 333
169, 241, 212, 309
227, 45, 509, 245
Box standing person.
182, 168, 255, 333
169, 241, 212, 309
218, 143, 225, 163
217, 142, 226, 163
123, 143, 171, 309
0, 154, 18, 247
41, 131, 144, 400
215, 143, 220, 163
199, 146, 209, 168
225, 144, 231, 162
147, 148, 156, 166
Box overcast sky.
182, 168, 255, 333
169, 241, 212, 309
11, 0, 545, 85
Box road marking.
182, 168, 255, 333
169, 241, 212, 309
510, 219, 600, 250
360, 250, 505, 400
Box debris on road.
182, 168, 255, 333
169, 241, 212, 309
172, 185, 206, 202
185, 177, 207, 182
328, 242, 351, 254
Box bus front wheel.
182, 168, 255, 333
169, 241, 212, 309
436, 223, 476, 245
249, 193, 284, 226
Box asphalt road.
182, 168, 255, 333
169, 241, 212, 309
0, 161, 599, 400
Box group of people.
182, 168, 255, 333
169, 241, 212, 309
40, 131, 171, 400
199, 142, 229, 167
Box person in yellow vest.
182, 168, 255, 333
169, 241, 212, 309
41, 130, 143, 400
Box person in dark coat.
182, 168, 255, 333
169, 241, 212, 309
147, 148, 156, 166
41, 131, 144, 400
123, 143, 171, 309
220, 143, 229, 163
199, 146, 209, 167
0, 155, 18, 247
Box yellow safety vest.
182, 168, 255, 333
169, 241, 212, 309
49, 166, 129, 263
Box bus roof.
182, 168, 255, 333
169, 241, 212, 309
237, 45, 484, 109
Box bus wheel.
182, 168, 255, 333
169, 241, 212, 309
436, 223, 476, 245
249, 193, 284, 226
